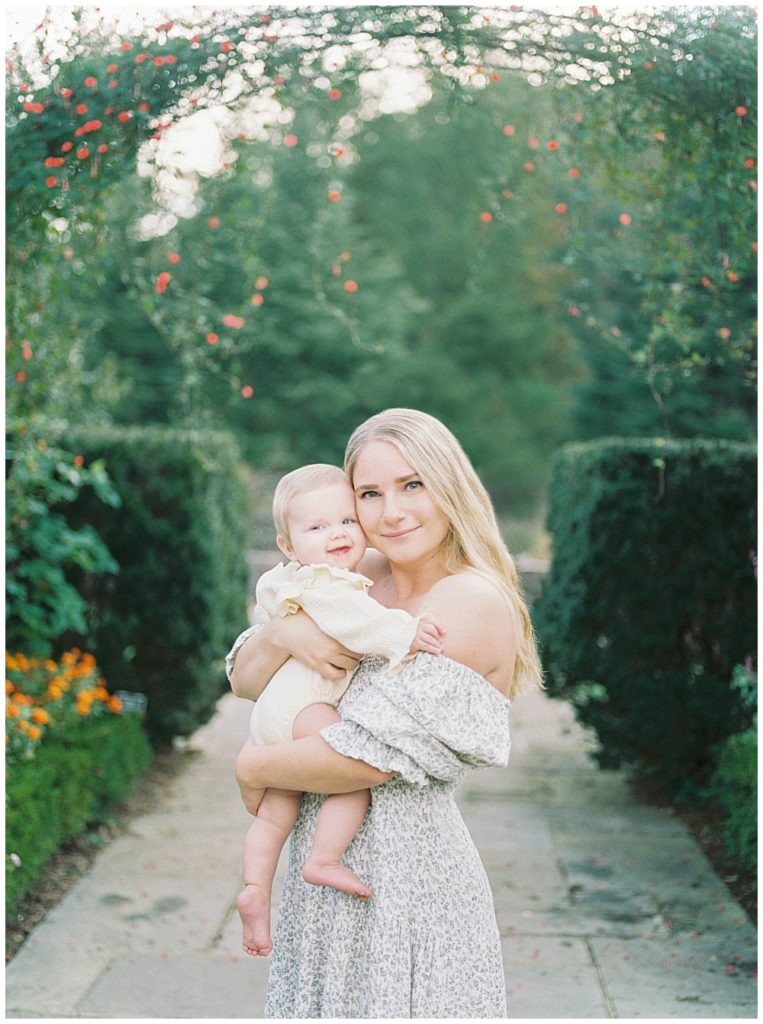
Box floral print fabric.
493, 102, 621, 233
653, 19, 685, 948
263, 652, 511, 1018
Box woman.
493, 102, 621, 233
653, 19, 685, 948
229, 408, 542, 1018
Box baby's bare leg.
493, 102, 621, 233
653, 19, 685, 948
237, 787, 301, 957
292, 702, 372, 899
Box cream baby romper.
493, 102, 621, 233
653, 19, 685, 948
242, 562, 420, 745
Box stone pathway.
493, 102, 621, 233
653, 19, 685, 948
5, 687, 757, 1018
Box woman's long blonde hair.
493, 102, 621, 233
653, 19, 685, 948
345, 408, 543, 699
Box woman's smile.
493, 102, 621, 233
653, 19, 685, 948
382, 526, 419, 539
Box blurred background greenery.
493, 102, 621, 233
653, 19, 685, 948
7, 5, 755, 540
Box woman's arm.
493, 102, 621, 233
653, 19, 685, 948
229, 610, 362, 700
236, 734, 394, 813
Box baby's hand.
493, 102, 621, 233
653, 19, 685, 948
409, 614, 445, 656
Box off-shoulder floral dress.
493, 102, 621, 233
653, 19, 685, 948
228, 632, 511, 1019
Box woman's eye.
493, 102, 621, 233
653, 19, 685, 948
405, 480, 423, 491
358, 490, 379, 500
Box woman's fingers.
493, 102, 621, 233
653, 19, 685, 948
236, 740, 266, 812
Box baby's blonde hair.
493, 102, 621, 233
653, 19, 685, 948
272, 464, 348, 543
345, 408, 543, 699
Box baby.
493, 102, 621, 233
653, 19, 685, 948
236, 463, 444, 957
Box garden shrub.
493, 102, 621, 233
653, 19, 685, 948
58, 425, 250, 743
6, 714, 152, 915
6, 422, 121, 656
707, 663, 757, 875
6, 649, 152, 916
534, 437, 756, 796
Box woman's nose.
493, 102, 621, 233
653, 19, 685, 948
382, 495, 404, 521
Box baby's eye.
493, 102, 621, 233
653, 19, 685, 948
309, 524, 325, 531
342, 517, 357, 525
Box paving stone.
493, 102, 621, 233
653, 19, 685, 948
591, 936, 758, 1017
503, 935, 610, 1017
76, 951, 268, 1018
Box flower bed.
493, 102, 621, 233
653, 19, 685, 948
6, 650, 153, 915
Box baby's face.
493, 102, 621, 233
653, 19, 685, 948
279, 482, 367, 571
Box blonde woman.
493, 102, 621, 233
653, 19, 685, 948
229, 408, 542, 1018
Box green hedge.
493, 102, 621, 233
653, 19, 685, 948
59, 426, 250, 743
534, 437, 756, 796
6, 714, 152, 915
709, 727, 757, 874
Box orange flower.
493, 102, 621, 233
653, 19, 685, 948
47, 683, 63, 699
17, 720, 30, 733
222, 314, 245, 329
6, 703, 19, 719
5, 653, 18, 670
31, 708, 50, 725
45, 660, 57, 671
6, 679, 13, 694
94, 686, 109, 700
28, 726, 42, 741
107, 695, 123, 713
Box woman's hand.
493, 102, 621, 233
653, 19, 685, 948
274, 610, 361, 681
236, 739, 266, 814
230, 610, 361, 700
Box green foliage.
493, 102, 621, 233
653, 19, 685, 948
707, 663, 757, 875
534, 437, 757, 795
7, 8, 757, 517
56, 425, 250, 742
554, 6, 757, 441
6, 423, 121, 655
347, 77, 581, 511
5, 713, 152, 915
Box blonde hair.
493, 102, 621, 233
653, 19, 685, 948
272, 464, 348, 543
345, 409, 543, 699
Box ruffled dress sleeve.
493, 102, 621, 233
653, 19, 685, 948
319, 653, 511, 787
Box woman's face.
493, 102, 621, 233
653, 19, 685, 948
351, 440, 450, 565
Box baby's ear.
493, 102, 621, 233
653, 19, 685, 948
276, 534, 295, 561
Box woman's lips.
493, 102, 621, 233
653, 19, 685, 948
382, 526, 418, 539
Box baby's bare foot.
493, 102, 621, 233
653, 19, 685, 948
237, 883, 272, 956
301, 858, 372, 899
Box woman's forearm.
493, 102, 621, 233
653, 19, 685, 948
229, 618, 289, 701
236, 734, 394, 808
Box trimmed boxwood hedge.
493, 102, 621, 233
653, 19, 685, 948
59, 426, 250, 743
6, 714, 152, 915
534, 437, 756, 796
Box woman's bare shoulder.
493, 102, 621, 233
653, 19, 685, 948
425, 570, 509, 613
420, 571, 516, 692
